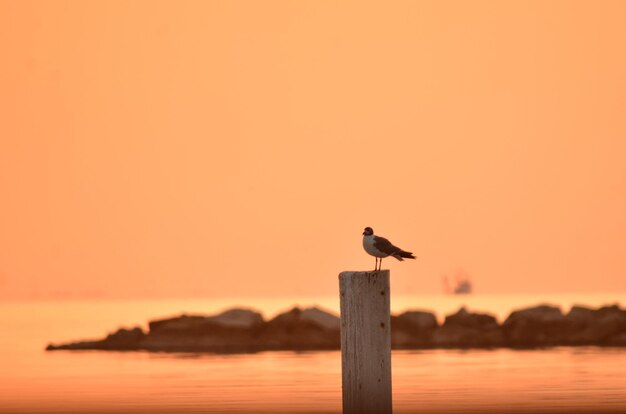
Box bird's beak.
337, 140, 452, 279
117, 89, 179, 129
362, 231, 366, 235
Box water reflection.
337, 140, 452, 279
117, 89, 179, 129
3, 348, 626, 413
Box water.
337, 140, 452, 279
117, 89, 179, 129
2, 294, 626, 413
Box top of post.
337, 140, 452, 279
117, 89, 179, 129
339, 270, 390, 280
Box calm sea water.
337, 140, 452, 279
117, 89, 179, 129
2, 294, 626, 413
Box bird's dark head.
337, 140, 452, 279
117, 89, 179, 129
363, 227, 374, 236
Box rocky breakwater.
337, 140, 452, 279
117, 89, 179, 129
433, 307, 504, 348
46, 303, 626, 353
503, 304, 626, 347
46, 306, 340, 353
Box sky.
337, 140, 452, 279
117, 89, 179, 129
1, 0, 625, 300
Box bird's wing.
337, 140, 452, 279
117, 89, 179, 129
373, 236, 401, 255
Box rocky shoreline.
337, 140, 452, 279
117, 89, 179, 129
46, 303, 626, 353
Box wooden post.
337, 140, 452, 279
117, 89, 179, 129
339, 270, 392, 414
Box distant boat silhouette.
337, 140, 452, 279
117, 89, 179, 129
452, 279, 472, 294
443, 271, 473, 295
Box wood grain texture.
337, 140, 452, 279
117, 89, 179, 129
339, 270, 392, 414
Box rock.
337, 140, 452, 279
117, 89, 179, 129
607, 333, 626, 346
432, 307, 503, 348
148, 315, 211, 334
391, 310, 437, 348
567, 305, 596, 323
47, 326, 146, 351
432, 326, 504, 348
148, 308, 264, 333
503, 304, 574, 347
257, 307, 340, 350
565, 305, 598, 344
103, 327, 146, 349
141, 328, 258, 352
47, 340, 102, 351
396, 310, 438, 330
506, 304, 564, 323
596, 304, 624, 318
144, 308, 265, 352
567, 304, 626, 345
208, 308, 265, 328
444, 307, 499, 330
300, 307, 340, 330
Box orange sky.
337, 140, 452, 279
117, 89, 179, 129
1, 0, 625, 299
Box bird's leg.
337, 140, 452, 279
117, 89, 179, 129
374, 258, 378, 271
379, 258, 382, 271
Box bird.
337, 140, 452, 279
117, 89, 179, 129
362, 227, 416, 271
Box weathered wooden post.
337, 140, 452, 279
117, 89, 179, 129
339, 270, 392, 414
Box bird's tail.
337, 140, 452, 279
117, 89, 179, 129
392, 250, 416, 261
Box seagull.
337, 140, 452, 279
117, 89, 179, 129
362, 227, 416, 271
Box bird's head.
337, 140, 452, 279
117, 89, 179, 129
362, 227, 374, 236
